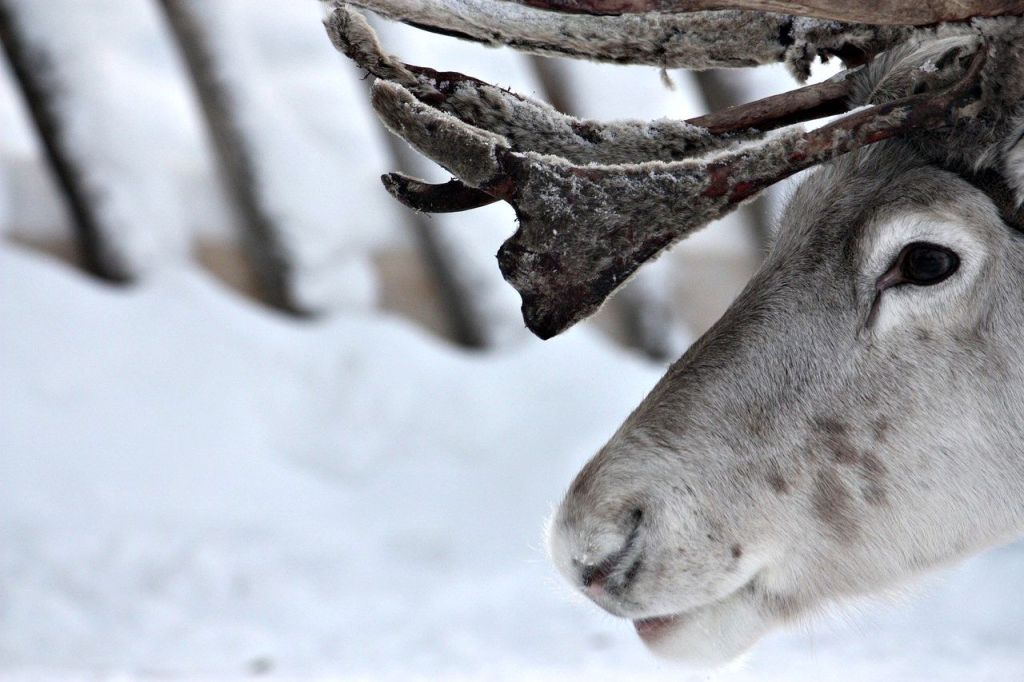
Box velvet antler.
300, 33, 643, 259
324, 1, 1008, 338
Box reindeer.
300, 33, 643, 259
323, 0, 1024, 663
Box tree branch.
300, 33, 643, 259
160, 0, 302, 314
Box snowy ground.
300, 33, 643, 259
2, 244, 1023, 681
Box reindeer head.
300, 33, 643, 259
324, 0, 1024, 663
550, 138, 1024, 661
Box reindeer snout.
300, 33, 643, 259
550, 501, 646, 611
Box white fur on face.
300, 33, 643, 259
859, 211, 993, 337
546, 443, 785, 663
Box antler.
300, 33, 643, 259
325, 2, 1003, 339
508, 1, 1024, 26
336, 0, 914, 77
374, 71, 853, 213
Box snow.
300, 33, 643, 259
0, 243, 658, 676
2, 243, 1023, 680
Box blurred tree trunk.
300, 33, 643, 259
381, 134, 489, 349
0, 0, 130, 282
158, 0, 299, 313
692, 68, 773, 252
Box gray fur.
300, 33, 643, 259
901, 18, 1024, 173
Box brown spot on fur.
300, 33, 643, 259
730, 544, 743, 559
954, 327, 985, 350
814, 418, 848, 437
744, 403, 771, 439
812, 469, 858, 542
814, 417, 859, 465
765, 463, 790, 495
871, 417, 891, 443
860, 452, 889, 506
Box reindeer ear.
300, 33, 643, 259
1004, 126, 1024, 207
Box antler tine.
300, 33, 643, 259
371, 81, 512, 192
371, 47, 987, 337
329, 2, 790, 213
381, 174, 501, 212
688, 73, 852, 134
330, 0, 910, 74
374, 67, 860, 213
327, 5, 771, 167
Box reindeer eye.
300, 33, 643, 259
898, 242, 959, 286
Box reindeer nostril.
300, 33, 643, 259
575, 506, 646, 593
581, 561, 612, 589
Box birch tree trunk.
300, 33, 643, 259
158, 0, 298, 313
380, 132, 489, 348
0, 1, 130, 281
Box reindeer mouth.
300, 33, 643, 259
629, 575, 768, 659
633, 613, 683, 642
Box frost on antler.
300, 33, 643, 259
323, 1, 1008, 338
335, 0, 911, 77
509, 1, 1024, 26
328, 7, 764, 164
367, 48, 987, 337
